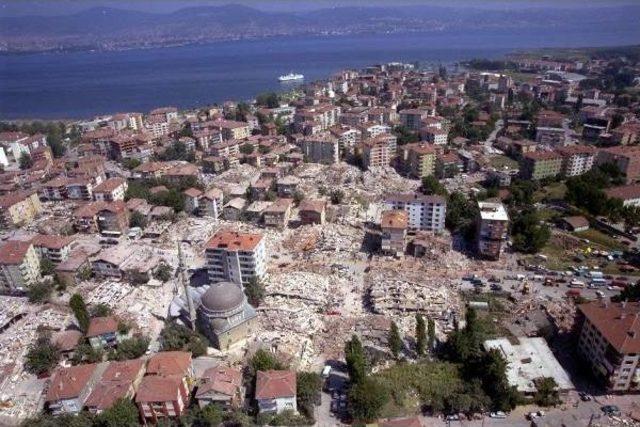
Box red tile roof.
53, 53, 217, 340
51, 330, 83, 352
86, 316, 118, 338
135, 375, 182, 403
31, 234, 75, 250
46, 364, 98, 402
146, 351, 192, 377
196, 366, 242, 399
579, 301, 640, 354
0, 241, 32, 265
255, 370, 296, 400
605, 184, 640, 201
93, 178, 126, 193
206, 230, 263, 252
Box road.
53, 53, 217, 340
482, 119, 504, 153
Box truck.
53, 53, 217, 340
569, 280, 586, 288
590, 278, 607, 287
588, 271, 604, 279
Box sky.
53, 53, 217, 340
1, 0, 639, 16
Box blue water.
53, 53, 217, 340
0, 28, 638, 120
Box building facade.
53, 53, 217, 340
205, 231, 266, 285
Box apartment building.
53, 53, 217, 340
0, 241, 40, 292
398, 143, 437, 178
605, 184, 640, 208
557, 145, 596, 177
0, 191, 42, 229
520, 151, 563, 180
380, 210, 409, 257
361, 134, 397, 169
300, 134, 340, 164
215, 120, 251, 141
596, 146, 640, 184
31, 234, 75, 264
205, 230, 266, 285
421, 128, 448, 145
476, 202, 509, 260
577, 301, 640, 393
399, 108, 435, 131
385, 193, 446, 232
535, 127, 566, 146
93, 178, 128, 202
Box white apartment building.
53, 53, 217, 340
300, 134, 340, 164
384, 193, 447, 232
558, 145, 596, 177
92, 178, 128, 202
205, 230, 266, 285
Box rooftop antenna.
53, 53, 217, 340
177, 241, 196, 331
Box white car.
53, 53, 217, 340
490, 411, 507, 419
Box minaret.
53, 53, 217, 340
177, 242, 196, 331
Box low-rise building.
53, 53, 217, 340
195, 366, 243, 410
263, 199, 293, 229
255, 370, 297, 414
85, 359, 146, 414
577, 301, 640, 393
535, 126, 566, 146
31, 234, 75, 264
86, 316, 123, 350
0, 241, 40, 292
276, 176, 300, 198
93, 178, 128, 202
46, 363, 103, 415
298, 199, 326, 225
597, 146, 640, 184
380, 210, 408, 257
605, 184, 640, 207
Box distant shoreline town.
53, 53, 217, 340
1, 44, 640, 427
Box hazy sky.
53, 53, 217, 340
1, 0, 638, 16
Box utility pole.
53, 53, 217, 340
177, 241, 196, 331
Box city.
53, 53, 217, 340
1, 26, 640, 427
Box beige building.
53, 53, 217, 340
0, 241, 40, 292
361, 134, 397, 169
380, 210, 408, 257
476, 202, 509, 260
0, 191, 42, 229
399, 143, 437, 178
577, 301, 640, 393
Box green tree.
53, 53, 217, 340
93, 398, 139, 427
427, 318, 436, 350
28, 282, 53, 304
153, 264, 173, 282
90, 303, 112, 318
296, 372, 322, 421
129, 211, 148, 229
72, 343, 104, 364
388, 321, 403, 359
25, 333, 60, 376
293, 190, 305, 206
239, 143, 255, 155
510, 209, 550, 254
533, 377, 560, 407
415, 314, 427, 357
159, 322, 208, 357
40, 258, 56, 276
330, 189, 345, 205
182, 403, 224, 427
345, 335, 367, 384
121, 158, 141, 171
348, 377, 389, 422
250, 349, 285, 375
256, 92, 280, 108
70, 293, 90, 333
19, 152, 33, 169
244, 276, 265, 307
112, 336, 149, 361
421, 175, 447, 196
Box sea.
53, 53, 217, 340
0, 27, 638, 120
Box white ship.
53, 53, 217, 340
278, 72, 304, 82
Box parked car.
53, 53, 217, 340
445, 414, 460, 421
579, 392, 592, 401
601, 405, 621, 416
490, 411, 507, 419
490, 284, 503, 292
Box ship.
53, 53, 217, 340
278, 72, 304, 82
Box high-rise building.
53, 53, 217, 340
205, 230, 266, 285
476, 202, 509, 260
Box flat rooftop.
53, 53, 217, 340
478, 202, 509, 221
484, 337, 574, 394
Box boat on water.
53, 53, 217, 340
278, 72, 304, 82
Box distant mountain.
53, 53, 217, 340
0, 3, 639, 53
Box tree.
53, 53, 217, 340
392, 125, 419, 145
293, 190, 305, 206
19, 152, 33, 170
244, 276, 265, 307
129, 211, 148, 229
345, 335, 367, 384
72, 343, 104, 364
239, 143, 254, 155
40, 258, 56, 276
184, 404, 224, 427
159, 322, 208, 357
112, 336, 149, 361
510, 209, 550, 254
388, 321, 403, 359
153, 264, 173, 282
70, 293, 90, 333
348, 377, 389, 422
427, 317, 436, 350
415, 314, 426, 357
93, 398, 139, 427
28, 282, 53, 304
250, 349, 285, 374
90, 303, 112, 318
296, 372, 322, 420
256, 92, 280, 108
25, 333, 60, 376
121, 158, 141, 171
421, 175, 447, 196
615, 283, 640, 302
330, 189, 345, 205
533, 377, 560, 407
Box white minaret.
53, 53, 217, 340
177, 242, 196, 331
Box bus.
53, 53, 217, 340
590, 278, 607, 287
